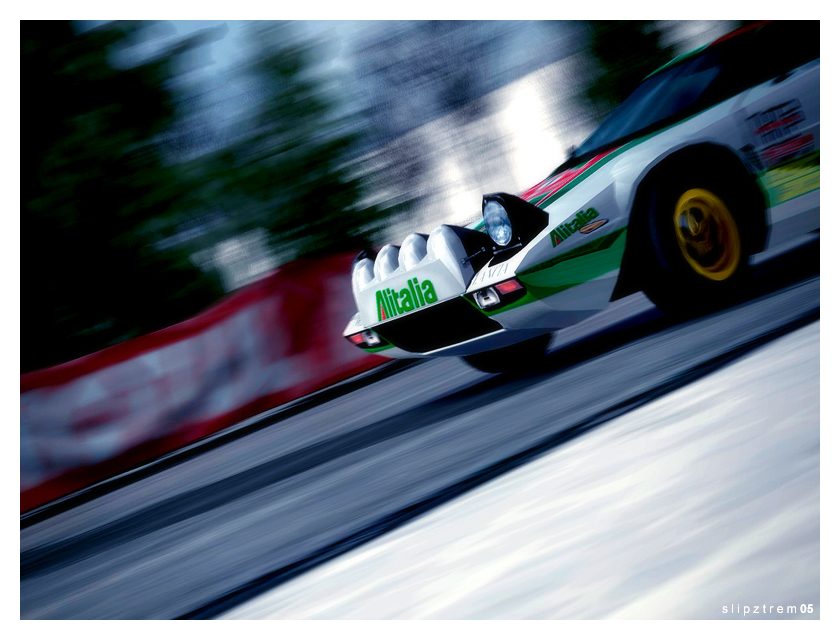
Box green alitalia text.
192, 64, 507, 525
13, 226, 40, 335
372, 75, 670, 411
550, 208, 599, 246
376, 278, 438, 320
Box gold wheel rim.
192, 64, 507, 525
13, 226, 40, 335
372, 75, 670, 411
673, 188, 741, 282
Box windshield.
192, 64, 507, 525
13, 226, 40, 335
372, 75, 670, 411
574, 49, 724, 158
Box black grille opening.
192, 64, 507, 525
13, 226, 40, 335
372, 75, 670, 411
374, 297, 502, 353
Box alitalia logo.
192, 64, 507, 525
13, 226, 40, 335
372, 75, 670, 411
376, 278, 438, 321
550, 208, 599, 246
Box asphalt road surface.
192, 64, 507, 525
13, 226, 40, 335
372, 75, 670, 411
20, 238, 819, 619
224, 323, 819, 619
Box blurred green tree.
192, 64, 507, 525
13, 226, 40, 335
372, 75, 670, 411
21, 21, 224, 372
21, 21, 394, 372
205, 22, 394, 260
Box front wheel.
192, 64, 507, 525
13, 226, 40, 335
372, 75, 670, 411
461, 334, 551, 373
640, 177, 750, 316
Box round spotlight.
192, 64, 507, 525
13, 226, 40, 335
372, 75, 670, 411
483, 200, 513, 246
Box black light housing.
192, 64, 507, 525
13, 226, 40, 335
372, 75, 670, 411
444, 224, 495, 271
481, 193, 549, 251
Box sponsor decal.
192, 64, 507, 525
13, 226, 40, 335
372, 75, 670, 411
375, 278, 438, 321
579, 218, 608, 234
760, 134, 815, 167
549, 208, 600, 246
744, 99, 819, 205
759, 150, 819, 206
748, 100, 805, 147
746, 100, 815, 169
473, 262, 510, 285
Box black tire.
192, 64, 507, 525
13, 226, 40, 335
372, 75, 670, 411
638, 169, 752, 316
462, 334, 551, 373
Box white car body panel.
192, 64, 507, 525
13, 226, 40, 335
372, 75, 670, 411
344, 34, 819, 360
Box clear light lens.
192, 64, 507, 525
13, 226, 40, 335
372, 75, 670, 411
362, 330, 381, 346
483, 200, 513, 246
473, 287, 501, 309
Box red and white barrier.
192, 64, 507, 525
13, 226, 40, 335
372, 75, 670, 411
20, 253, 385, 513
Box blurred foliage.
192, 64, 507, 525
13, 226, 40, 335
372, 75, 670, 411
20, 20, 702, 372
349, 21, 506, 218
354, 21, 499, 142
21, 21, 228, 372
21, 21, 393, 372
583, 21, 677, 112
202, 22, 394, 259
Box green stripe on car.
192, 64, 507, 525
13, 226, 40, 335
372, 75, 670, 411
482, 228, 627, 316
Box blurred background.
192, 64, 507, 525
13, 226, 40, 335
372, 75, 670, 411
21, 21, 821, 620
21, 20, 739, 373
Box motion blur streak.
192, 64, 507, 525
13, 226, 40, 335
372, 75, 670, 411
22, 21, 732, 371
225, 323, 818, 619
20, 245, 818, 619
21, 21, 816, 621
21, 18, 738, 509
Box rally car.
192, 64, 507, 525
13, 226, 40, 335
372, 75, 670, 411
344, 21, 819, 372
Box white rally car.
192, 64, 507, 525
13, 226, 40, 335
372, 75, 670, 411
344, 21, 819, 372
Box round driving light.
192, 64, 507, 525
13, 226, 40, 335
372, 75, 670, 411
483, 200, 513, 246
